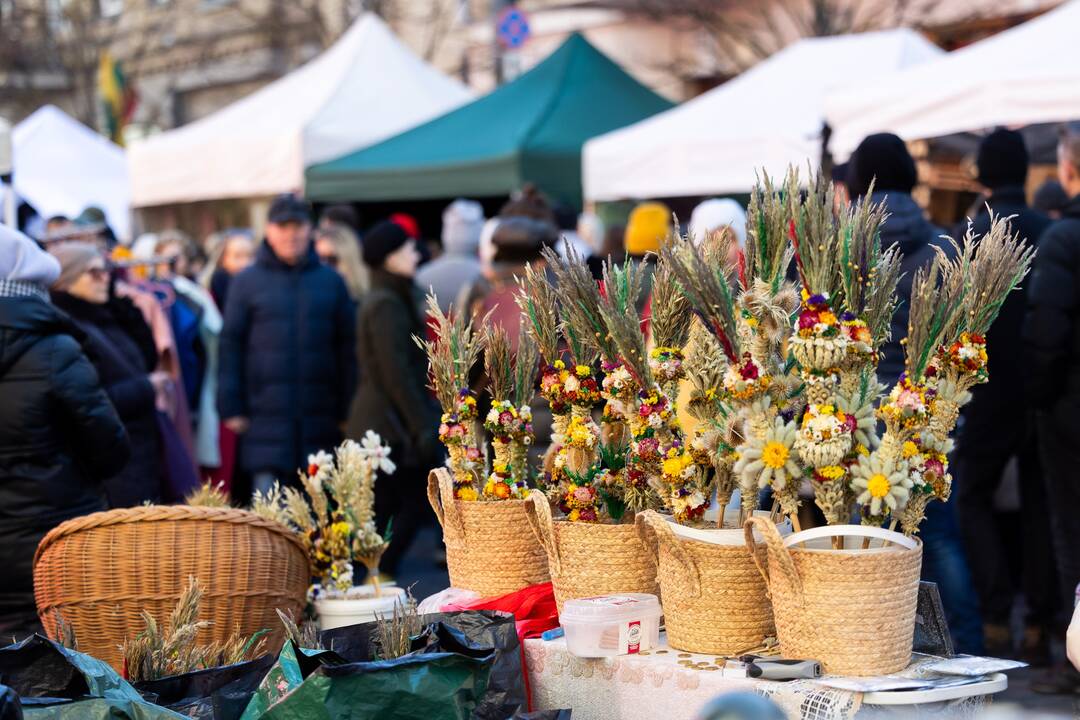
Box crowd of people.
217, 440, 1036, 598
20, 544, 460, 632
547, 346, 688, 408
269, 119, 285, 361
1, 127, 1080, 691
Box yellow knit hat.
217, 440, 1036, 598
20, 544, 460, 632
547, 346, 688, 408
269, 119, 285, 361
624, 201, 672, 256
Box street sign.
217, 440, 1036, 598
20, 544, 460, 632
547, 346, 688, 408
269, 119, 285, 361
496, 6, 530, 49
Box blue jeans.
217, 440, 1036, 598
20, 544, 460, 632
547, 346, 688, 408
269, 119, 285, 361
920, 500, 985, 655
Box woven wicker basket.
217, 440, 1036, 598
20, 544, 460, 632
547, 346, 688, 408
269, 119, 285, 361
33, 505, 310, 672
427, 468, 549, 597
528, 492, 657, 612
636, 511, 773, 655
744, 516, 922, 676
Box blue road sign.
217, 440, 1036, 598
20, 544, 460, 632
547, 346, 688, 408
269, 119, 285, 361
496, 6, 531, 49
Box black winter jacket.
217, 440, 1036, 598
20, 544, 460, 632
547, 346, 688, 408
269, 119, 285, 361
348, 270, 440, 469
52, 291, 162, 507
957, 188, 1049, 443
0, 295, 128, 619
1024, 195, 1080, 430
219, 242, 357, 475
872, 191, 954, 388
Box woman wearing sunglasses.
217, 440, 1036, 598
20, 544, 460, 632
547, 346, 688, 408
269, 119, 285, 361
49, 242, 169, 507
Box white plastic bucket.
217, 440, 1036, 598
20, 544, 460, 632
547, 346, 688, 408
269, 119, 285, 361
315, 586, 408, 630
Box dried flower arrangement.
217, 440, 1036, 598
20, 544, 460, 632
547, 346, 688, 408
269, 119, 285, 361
416, 296, 487, 501
252, 433, 394, 596
664, 168, 1032, 537
120, 577, 268, 681
482, 325, 538, 500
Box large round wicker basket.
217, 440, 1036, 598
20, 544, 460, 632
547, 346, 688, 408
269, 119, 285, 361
33, 505, 310, 672
528, 492, 657, 613
744, 517, 922, 676
637, 511, 773, 655
427, 468, 549, 597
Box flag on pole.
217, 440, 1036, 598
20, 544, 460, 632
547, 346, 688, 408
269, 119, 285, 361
98, 52, 137, 146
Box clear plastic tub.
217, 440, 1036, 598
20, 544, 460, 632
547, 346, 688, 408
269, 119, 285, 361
560, 593, 662, 658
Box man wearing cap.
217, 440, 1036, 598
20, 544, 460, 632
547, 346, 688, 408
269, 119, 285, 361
218, 194, 357, 497
955, 129, 1055, 664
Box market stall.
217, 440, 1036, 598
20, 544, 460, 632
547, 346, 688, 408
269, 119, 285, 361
304, 33, 673, 208
825, 0, 1080, 159
5, 105, 131, 240
582, 29, 942, 201
127, 13, 471, 208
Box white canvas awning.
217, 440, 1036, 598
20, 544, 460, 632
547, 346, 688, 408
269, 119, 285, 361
128, 14, 471, 208
825, 0, 1080, 159
582, 29, 943, 201
9, 105, 131, 240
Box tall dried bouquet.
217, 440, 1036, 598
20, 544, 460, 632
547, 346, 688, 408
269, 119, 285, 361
252, 433, 395, 596
416, 295, 487, 500
482, 324, 539, 499
672, 167, 1032, 538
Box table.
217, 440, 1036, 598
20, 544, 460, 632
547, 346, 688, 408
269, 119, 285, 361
524, 636, 1005, 720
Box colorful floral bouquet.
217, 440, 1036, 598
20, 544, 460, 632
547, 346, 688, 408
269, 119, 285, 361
418, 296, 487, 500
252, 432, 395, 597
666, 169, 1032, 538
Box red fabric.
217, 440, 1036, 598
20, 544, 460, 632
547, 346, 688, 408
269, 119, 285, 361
203, 422, 237, 493
390, 213, 420, 240
444, 582, 559, 710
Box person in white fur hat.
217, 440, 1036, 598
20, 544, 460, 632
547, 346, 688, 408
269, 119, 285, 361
416, 199, 486, 314
0, 226, 129, 637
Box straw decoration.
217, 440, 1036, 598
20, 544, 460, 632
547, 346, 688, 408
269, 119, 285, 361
651, 253, 694, 352
515, 264, 562, 365
659, 237, 741, 363
746, 170, 796, 293
958, 213, 1035, 338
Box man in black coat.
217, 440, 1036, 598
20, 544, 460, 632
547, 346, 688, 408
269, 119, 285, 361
953, 129, 1056, 662
1024, 130, 1080, 691
0, 227, 130, 636
219, 194, 357, 496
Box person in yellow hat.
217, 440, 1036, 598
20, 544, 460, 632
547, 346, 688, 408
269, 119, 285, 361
623, 201, 671, 314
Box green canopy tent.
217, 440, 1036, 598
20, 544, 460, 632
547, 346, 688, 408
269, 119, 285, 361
305, 33, 673, 208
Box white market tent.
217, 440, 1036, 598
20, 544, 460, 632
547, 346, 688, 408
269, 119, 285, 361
128, 13, 471, 208
825, 0, 1080, 159
9, 105, 131, 240
582, 29, 943, 202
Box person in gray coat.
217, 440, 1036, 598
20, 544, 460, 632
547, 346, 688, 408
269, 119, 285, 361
415, 199, 485, 314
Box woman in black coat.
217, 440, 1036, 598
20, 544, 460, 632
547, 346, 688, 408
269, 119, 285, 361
50, 242, 168, 507
348, 221, 441, 580
0, 228, 129, 636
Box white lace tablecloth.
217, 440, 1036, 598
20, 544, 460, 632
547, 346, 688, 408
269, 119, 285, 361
525, 637, 996, 720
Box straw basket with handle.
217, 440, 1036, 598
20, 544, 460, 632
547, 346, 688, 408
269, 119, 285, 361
527, 491, 657, 612
636, 511, 773, 655
743, 516, 922, 676
33, 505, 310, 672
427, 467, 549, 597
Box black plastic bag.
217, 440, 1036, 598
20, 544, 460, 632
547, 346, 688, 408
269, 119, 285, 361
0, 686, 21, 720
510, 712, 570, 720
318, 610, 525, 720
134, 654, 277, 720
0, 635, 181, 719
240, 621, 495, 720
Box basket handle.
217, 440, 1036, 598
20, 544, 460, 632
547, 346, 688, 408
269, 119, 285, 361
527, 490, 561, 575
636, 511, 700, 598
783, 523, 919, 550
427, 468, 466, 538
744, 515, 803, 602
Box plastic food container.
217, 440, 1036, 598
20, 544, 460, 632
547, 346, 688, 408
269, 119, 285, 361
560, 593, 662, 658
